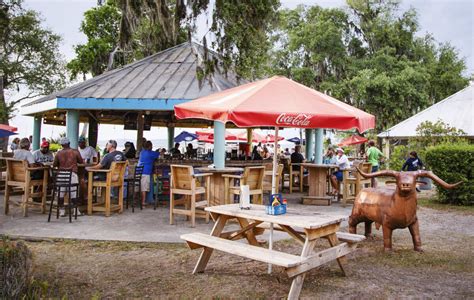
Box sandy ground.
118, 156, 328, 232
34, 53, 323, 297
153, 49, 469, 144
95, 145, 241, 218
20, 205, 474, 299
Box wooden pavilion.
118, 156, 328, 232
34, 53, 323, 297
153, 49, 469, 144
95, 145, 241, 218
21, 42, 243, 152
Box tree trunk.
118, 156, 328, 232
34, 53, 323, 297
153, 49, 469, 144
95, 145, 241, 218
0, 75, 9, 151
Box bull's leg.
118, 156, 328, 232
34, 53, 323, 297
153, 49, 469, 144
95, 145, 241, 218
408, 218, 423, 252
382, 225, 393, 252
348, 215, 359, 234
364, 221, 373, 238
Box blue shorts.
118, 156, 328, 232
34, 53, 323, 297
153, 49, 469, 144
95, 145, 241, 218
371, 166, 379, 173
333, 171, 343, 182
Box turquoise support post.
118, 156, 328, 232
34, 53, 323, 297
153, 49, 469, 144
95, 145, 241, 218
167, 127, 175, 150
305, 129, 314, 162
213, 121, 226, 169
314, 128, 324, 164
66, 110, 80, 149
32, 116, 42, 151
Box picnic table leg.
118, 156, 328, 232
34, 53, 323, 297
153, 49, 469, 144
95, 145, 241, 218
193, 214, 228, 274
237, 217, 259, 246
87, 172, 93, 215
288, 237, 318, 299
327, 233, 347, 276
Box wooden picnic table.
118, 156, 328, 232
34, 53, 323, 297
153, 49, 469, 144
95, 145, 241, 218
296, 163, 337, 205
194, 167, 243, 206
181, 204, 364, 299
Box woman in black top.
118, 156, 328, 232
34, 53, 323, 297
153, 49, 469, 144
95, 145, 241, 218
402, 151, 423, 171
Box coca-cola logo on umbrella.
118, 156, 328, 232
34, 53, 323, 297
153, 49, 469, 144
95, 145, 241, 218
276, 113, 312, 127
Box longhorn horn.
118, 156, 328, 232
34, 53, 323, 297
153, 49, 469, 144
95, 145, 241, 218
417, 171, 463, 190
356, 167, 398, 179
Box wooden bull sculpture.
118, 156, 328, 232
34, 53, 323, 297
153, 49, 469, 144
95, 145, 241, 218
349, 169, 462, 252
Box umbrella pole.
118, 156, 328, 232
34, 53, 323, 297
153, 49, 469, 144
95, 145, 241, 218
268, 126, 279, 274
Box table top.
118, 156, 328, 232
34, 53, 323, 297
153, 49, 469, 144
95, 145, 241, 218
206, 204, 347, 230
195, 167, 243, 173
297, 163, 337, 169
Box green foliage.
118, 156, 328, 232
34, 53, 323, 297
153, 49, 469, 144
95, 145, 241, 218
409, 120, 468, 165
388, 144, 408, 171
48, 143, 61, 152
0, 0, 66, 121
67, 0, 121, 79
269, 0, 468, 132
425, 144, 474, 205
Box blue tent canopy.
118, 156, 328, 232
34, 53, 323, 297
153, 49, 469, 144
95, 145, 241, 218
174, 131, 198, 143
287, 137, 305, 144
0, 129, 17, 138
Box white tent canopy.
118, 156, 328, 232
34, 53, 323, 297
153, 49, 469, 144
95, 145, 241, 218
378, 84, 474, 139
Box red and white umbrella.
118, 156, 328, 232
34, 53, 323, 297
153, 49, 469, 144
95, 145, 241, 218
175, 76, 375, 272
338, 135, 368, 146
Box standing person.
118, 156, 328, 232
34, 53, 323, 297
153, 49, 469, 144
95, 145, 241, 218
78, 136, 98, 163
53, 137, 84, 216
262, 145, 271, 159
138, 141, 159, 207
32, 141, 54, 163
251, 145, 262, 160
88, 140, 125, 180
10, 137, 20, 151
366, 140, 384, 188
402, 151, 424, 171
330, 148, 350, 196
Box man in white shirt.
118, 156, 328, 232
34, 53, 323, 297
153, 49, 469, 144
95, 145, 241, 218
330, 148, 349, 195
32, 141, 54, 163
13, 138, 43, 179
78, 136, 98, 163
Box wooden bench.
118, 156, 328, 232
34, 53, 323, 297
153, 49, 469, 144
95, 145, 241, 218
257, 223, 366, 244
181, 233, 302, 268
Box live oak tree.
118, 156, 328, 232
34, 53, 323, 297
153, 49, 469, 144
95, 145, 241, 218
0, 0, 66, 148
73, 0, 279, 81
269, 0, 468, 132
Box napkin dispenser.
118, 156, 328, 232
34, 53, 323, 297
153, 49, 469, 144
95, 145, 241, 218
239, 185, 251, 209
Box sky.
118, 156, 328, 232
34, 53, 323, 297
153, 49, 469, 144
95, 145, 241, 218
9, 0, 474, 143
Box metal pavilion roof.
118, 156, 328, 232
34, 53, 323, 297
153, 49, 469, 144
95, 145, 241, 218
21, 42, 243, 116
378, 84, 474, 139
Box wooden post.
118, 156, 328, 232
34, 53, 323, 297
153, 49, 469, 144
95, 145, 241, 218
305, 129, 314, 161
136, 112, 144, 155
66, 110, 80, 149
213, 121, 226, 169
32, 116, 42, 151
314, 128, 324, 164
88, 115, 98, 148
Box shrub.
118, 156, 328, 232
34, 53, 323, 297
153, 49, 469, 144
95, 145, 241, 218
1, 238, 33, 298
425, 144, 474, 205
388, 145, 408, 171
49, 143, 62, 152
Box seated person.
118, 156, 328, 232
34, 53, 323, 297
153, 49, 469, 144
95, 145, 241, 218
186, 143, 195, 158
170, 142, 181, 157
138, 141, 159, 206
123, 141, 136, 159
13, 138, 43, 179
290, 145, 305, 171
78, 136, 98, 163
330, 148, 349, 195
32, 141, 54, 164
251, 145, 262, 160
323, 147, 337, 165
53, 137, 84, 216
88, 140, 125, 180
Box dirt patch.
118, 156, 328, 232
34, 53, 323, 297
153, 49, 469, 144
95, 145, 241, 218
20, 207, 474, 299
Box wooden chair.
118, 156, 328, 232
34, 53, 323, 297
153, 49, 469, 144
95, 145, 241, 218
87, 161, 128, 216
169, 165, 211, 228
223, 166, 265, 205
341, 162, 372, 207
263, 164, 284, 194
0, 153, 13, 191
3, 158, 49, 216
281, 159, 303, 193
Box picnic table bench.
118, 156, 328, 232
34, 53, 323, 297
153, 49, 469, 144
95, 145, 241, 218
181, 204, 365, 299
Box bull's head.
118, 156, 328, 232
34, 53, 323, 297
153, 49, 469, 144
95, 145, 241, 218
356, 168, 462, 196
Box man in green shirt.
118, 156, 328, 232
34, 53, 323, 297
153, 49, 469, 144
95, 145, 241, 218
366, 140, 384, 188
